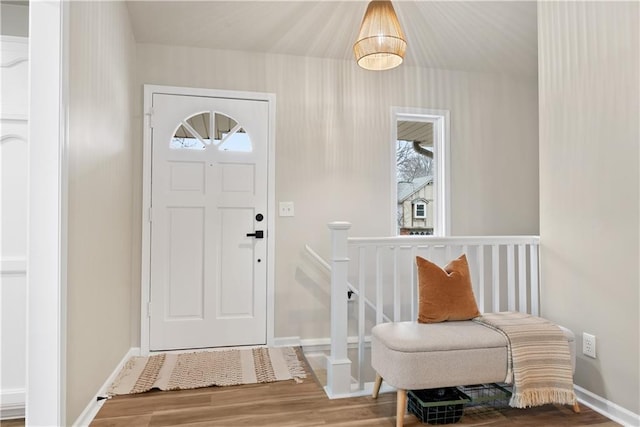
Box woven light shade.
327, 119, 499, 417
354, 0, 407, 71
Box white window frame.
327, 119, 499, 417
391, 107, 450, 236
413, 201, 427, 219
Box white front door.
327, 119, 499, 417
149, 92, 268, 351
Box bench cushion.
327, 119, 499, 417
371, 320, 575, 391
373, 320, 507, 352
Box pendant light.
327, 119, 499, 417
354, 0, 407, 71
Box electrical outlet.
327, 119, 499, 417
583, 332, 597, 358
279, 201, 295, 217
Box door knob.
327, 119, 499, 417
246, 230, 264, 239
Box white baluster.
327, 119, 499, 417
477, 245, 485, 313
518, 244, 527, 312
507, 244, 516, 311
530, 243, 540, 316
393, 246, 400, 321
492, 245, 500, 312
376, 247, 383, 325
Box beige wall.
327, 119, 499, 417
39, 0, 640, 421
538, 1, 639, 414
133, 45, 539, 341
67, 1, 136, 423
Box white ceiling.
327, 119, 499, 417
126, 1, 538, 76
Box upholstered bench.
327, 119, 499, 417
371, 320, 578, 427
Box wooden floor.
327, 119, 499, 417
87, 358, 619, 427
2, 358, 619, 427
0, 420, 24, 427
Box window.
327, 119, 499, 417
393, 108, 450, 236
170, 111, 252, 152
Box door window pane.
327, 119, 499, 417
170, 112, 252, 152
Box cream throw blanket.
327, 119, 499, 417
474, 312, 577, 408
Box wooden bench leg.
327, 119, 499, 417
372, 374, 383, 399
572, 402, 581, 413
396, 389, 407, 427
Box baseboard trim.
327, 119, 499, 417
0, 388, 25, 420
72, 347, 140, 427
272, 336, 301, 347
298, 336, 373, 353
574, 385, 639, 426
324, 381, 395, 400
273, 336, 373, 354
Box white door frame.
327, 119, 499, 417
140, 85, 276, 354
27, 1, 70, 425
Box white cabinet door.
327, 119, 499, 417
0, 35, 28, 416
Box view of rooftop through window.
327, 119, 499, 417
396, 120, 435, 236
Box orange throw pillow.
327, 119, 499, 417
417, 254, 481, 323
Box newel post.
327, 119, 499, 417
326, 221, 352, 398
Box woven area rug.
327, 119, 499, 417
108, 347, 306, 395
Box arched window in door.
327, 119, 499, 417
170, 111, 252, 152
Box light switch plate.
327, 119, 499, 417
279, 201, 294, 217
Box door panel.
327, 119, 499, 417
167, 207, 205, 319
149, 93, 268, 350
219, 208, 255, 317
169, 161, 205, 192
